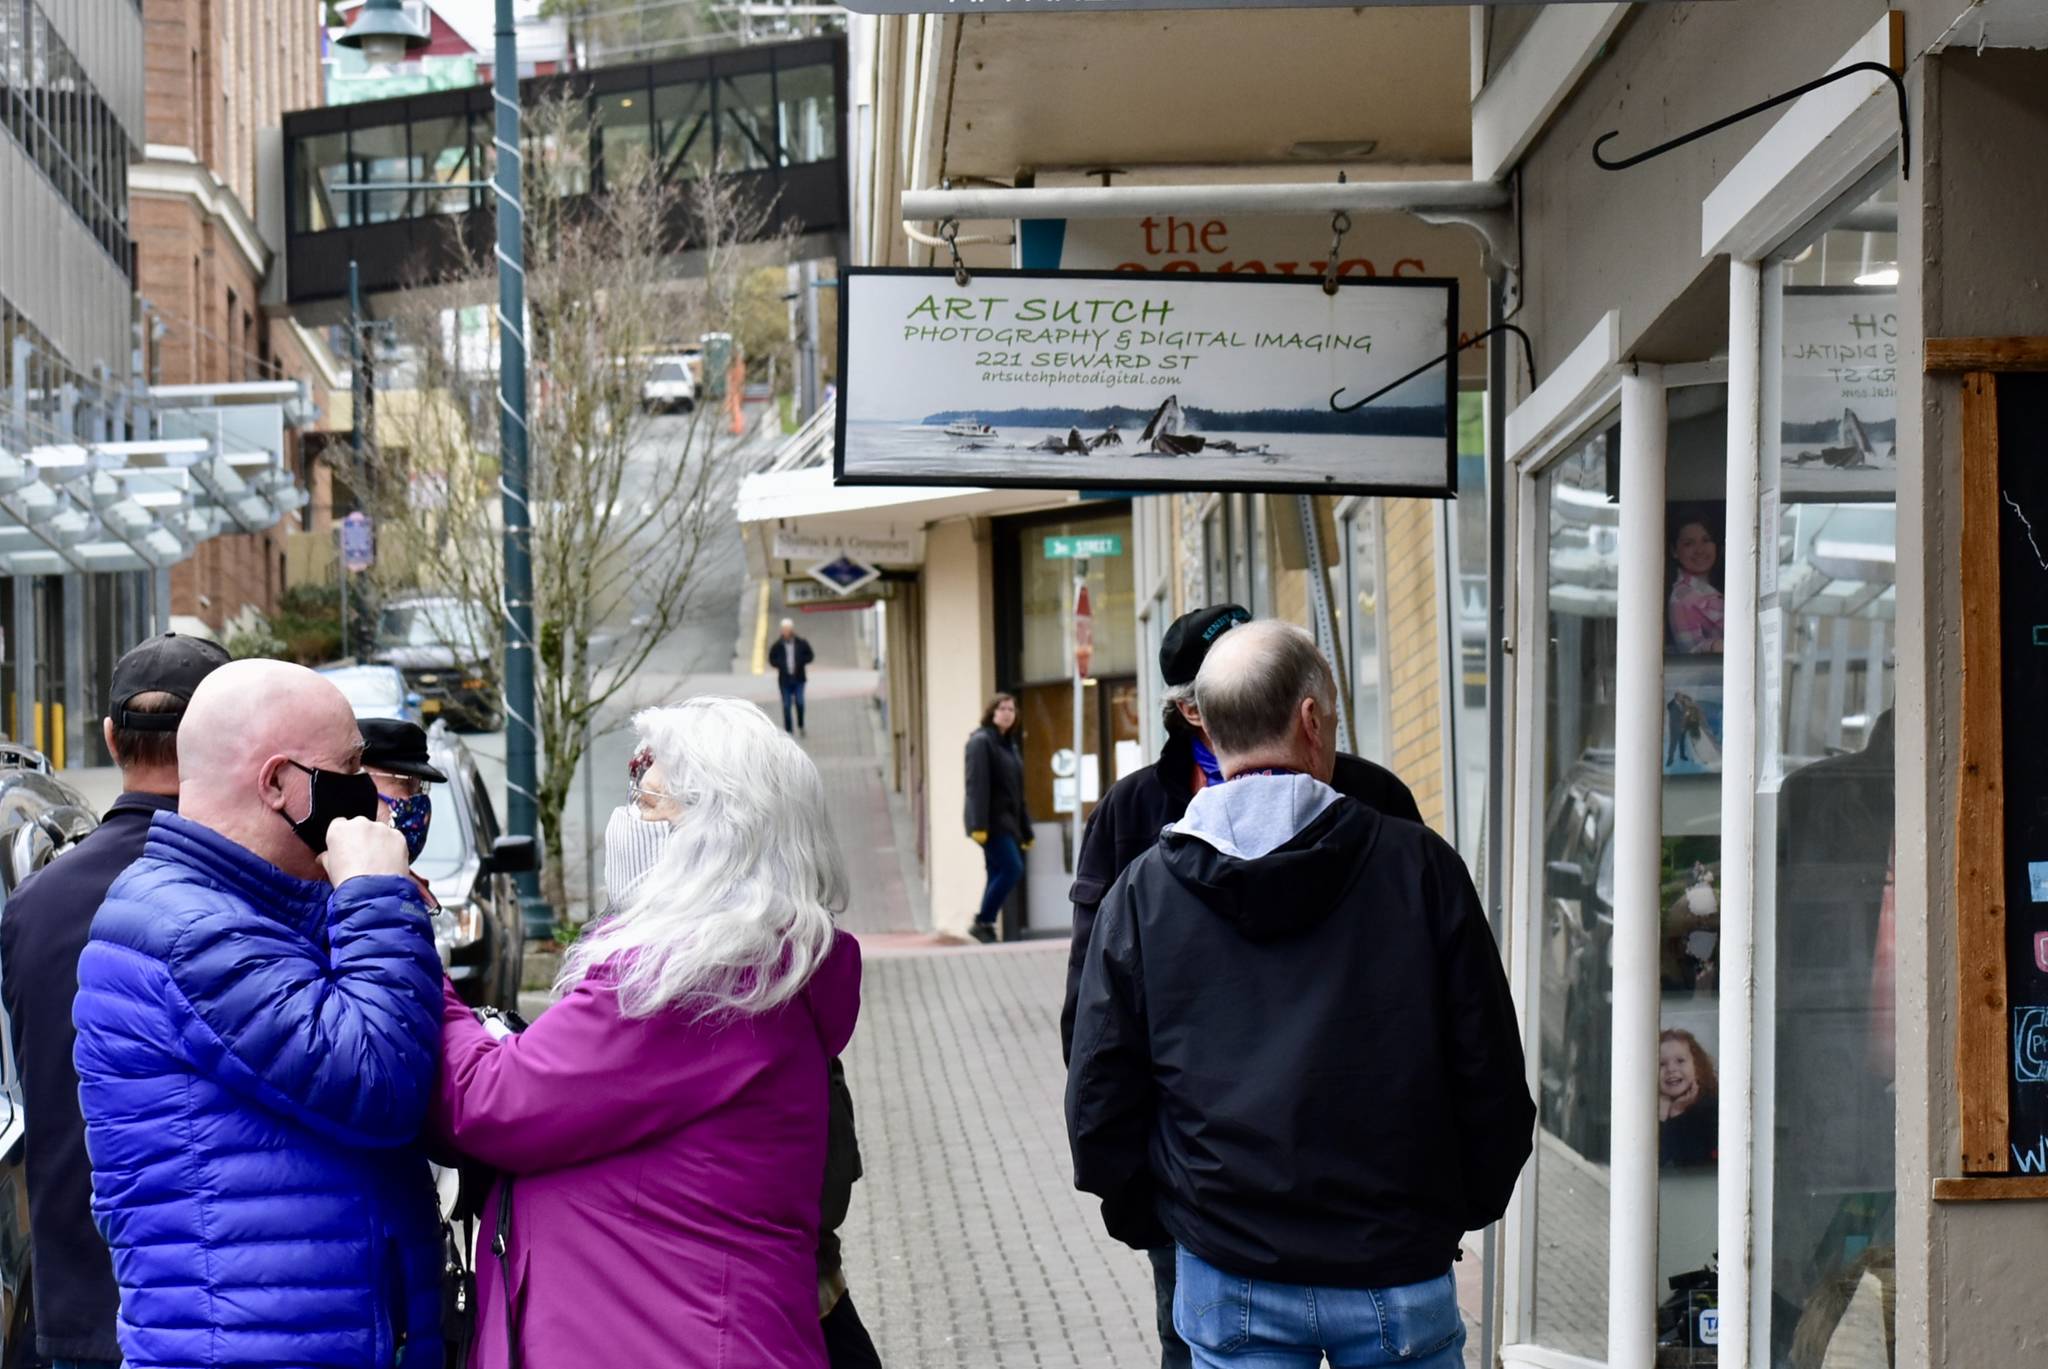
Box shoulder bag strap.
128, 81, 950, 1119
493, 1179, 521, 1369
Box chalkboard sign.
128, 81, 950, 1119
1944, 340, 2048, 1195
1996, 372, 2048, 1175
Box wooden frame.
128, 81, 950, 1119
1938, 338, 2048, 1196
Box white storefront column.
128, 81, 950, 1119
1718, 259, 1765, 1369
1609, 368, 1667, 1369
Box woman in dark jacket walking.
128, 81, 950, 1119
964, 693, 1027, 943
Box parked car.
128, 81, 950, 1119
0, 744, 100, 1367
416, 723, 536, 1010
373, 595, 501, 732
1538, 749, 1616, 1166
640, 354, 698, 414
319, 662, 423, 725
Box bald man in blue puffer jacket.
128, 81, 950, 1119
73, 660, 445, 1369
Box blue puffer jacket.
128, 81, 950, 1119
73, 813, 445, 1369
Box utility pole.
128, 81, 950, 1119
494, 0, 546, 930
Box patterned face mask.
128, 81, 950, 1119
604, 804, 673, 908
381, 792, 433, 863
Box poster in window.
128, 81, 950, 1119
1780, 287, 1898, 500
1663, 663, 1724, 777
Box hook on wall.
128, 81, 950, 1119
1591, 60, 1910, 181
1328, 323, 1536, 416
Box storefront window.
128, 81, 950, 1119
1531, 424, 1619, 1360
1342, 500, 1384, 764
1658, 383, 1730, 1364
1761, 179, 1898, 1369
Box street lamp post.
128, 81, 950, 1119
492, 0, 546, 930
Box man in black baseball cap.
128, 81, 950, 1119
1, 630, 228, 1368
359, 717, 448, 879
1058, 604, 1422, 1369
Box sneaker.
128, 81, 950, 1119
968, 922, 997, 944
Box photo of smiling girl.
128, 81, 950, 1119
1665, 503, 1727, 655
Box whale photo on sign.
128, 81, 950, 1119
834, 267, 1457, 497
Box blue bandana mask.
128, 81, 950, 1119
1190, 737, 1226, 787
381, 792, 433, 863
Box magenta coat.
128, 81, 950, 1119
432, 932, 862, 1369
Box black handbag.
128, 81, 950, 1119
443, 1004, 530, 1368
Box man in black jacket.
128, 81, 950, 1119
769, 618, 816, 736
1060, 603, 1421, 1369
0, 631, 228, 1369
1067, 621, 1532, 1369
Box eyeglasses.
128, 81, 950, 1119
628, 778, 677, 807
376, 782, 434, 805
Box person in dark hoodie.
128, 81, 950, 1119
1060, 604, 1420, 1369
1066, 621, 1534, 1369
0, 631, 228, 1369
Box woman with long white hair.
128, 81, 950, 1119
432, 696, 861, 1369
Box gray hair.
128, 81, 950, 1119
1192, 620, 1336, 758
557, 696, 847, 1019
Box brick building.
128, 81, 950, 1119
133, 0, 339, 632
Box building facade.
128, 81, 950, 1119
746, 3, 2048, 1367
136, 0, 337, 633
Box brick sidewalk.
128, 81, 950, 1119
837, 942, 1162, 1369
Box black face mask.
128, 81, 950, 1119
282, 760, 383, 854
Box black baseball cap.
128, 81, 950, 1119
359, 718, 449, 783
109, 632, 231, 732
1159, 604, 1252, 688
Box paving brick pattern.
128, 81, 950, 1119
837, 943, 1163, 1369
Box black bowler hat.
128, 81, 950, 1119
1159, 604, 1252, 688
359, 718, 449, 783
108, 632, 231, 731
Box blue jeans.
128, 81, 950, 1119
1173, 1247, 1465, 1369
977, 833, 1024, 925
780, 678, 807, 731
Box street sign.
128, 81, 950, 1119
808, 555, 881, 596
340, 511, 374, 573
1044, 533, 1124, 560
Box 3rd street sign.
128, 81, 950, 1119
1045, 534, 1124, 560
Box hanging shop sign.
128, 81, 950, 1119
1019, 213, 1487, 379
784, 577, 901, 607
772, 527, 923, 565
836, 267, 1457, 497
808, 555, 882, 596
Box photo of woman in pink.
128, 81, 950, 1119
1666, 505, 1726, 654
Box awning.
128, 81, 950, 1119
0, 379, 316, 576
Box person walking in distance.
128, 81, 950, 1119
1060, 605, 1420, 1369
432, 698, 861, 1368
771, 617, 817, 736
72, 660, 446, 1369
1067, 622, 1534, 1369
0, 632, 228, 1369
964, 692, 1029, 944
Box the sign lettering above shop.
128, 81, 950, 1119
835, 267, 1457, 497
838, 0, 1702, 15
771, 527, 922, 565
1019, 213, 1487, 380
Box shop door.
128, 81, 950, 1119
1012, 673, 1142, 933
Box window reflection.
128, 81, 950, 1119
596, 88, 654, 191
716, 71, 777, 172
1531, 426, 1618, 1361
655, 80, 714, 183
1765, 179, 1897, 1369
776, 63, 837, 165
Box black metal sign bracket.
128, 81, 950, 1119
1329, 323, 1536, 415
1592, 60, 1910, 180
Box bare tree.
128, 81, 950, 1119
366, 97, 792, 915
